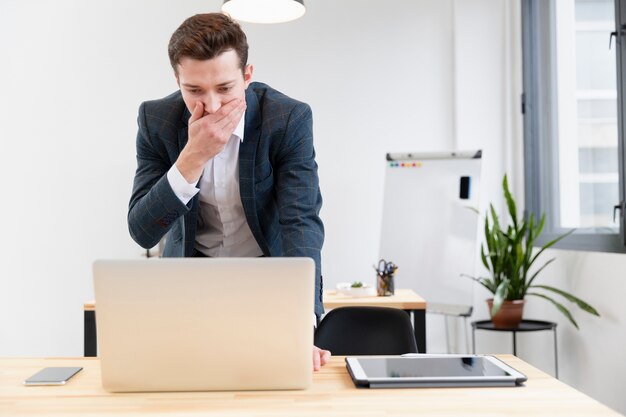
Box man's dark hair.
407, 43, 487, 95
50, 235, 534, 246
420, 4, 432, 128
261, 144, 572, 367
168, 13, 249, 74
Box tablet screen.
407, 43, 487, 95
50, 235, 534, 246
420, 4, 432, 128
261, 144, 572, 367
357, 357, 512, 378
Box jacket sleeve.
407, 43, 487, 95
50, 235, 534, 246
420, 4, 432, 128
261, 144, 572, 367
274, 103, 325, 311
127, 102, 191, 249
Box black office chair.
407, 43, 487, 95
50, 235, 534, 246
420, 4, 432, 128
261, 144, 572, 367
314, 307, 418, 355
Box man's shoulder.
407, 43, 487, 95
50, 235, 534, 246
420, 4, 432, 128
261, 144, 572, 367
140, 90, 187, 126
248, 82, 309, 112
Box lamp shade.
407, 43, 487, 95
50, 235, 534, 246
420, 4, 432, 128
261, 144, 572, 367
222, 0, 305, 24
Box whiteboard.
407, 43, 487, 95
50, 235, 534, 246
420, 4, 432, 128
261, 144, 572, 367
379, 151, 482, 308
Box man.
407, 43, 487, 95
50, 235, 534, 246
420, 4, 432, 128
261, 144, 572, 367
127, 13, 330, 370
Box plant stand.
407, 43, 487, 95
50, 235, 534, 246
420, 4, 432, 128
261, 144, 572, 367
471, 319, 558, 378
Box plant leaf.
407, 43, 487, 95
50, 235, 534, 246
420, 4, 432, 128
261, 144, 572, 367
489, 204, 501, 231
529, 228, 575, 266
531, 285, 600, 316
527, 292, 579, 329
503, 174, 518, 229
492, 280, 509, 316
525, 258, 556, 290
534, 213, 546, 239
480, 245, 490, 270
462, 273, 498, 294
524, 213, 536, 272
480, 279, 497, 293
484, 213, 498, 272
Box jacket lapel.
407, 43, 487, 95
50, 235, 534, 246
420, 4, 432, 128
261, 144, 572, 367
178, 105, 199, 256
239, 87, 267, 254
178, 106, 191, 152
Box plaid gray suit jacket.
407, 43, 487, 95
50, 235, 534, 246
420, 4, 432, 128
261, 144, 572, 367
128, 82, 325, 315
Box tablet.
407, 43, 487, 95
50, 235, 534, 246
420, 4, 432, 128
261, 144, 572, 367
346, 354, 527, 388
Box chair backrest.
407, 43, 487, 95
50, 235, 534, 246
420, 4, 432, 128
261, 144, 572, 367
314, 307, 418, 355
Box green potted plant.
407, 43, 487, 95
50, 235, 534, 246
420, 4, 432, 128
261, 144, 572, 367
467, 175, 600, 329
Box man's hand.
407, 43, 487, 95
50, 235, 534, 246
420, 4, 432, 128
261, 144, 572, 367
313, 345, 331, 372
176, 98, 246, 183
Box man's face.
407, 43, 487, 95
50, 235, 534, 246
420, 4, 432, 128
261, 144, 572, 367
176, 49, 252, 116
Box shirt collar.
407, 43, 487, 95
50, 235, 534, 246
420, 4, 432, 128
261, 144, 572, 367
233, 112, 245, 142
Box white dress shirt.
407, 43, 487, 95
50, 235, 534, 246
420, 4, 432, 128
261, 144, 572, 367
167, 115, 263, 257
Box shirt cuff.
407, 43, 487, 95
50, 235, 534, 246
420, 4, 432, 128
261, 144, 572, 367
167, 164, 200, 205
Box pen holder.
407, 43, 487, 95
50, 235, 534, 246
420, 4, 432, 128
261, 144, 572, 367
377, 273, 395, 296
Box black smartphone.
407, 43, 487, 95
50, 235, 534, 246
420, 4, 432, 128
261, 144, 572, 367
459, 176, 471, 199
23, 367, 83, 386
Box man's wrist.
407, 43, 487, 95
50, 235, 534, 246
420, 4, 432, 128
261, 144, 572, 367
175, 153, 204, 184
167, 165, 200, 205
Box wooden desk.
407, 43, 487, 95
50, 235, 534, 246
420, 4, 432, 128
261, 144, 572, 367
323, 289, 427, 353
0, 355, 619, 416
83, 289, 427, 357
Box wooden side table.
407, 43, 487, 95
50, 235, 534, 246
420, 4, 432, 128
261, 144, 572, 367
472, 319, 558, 378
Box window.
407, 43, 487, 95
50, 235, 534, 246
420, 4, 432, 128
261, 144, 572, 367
523, 0, 626, 252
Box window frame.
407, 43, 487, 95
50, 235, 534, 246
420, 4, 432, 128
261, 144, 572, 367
522, 0, 626, 253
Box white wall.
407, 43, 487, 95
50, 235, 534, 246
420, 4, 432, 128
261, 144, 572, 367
1, 0, 625, 414
515, 250, 626, 414
242, 0, 456, 285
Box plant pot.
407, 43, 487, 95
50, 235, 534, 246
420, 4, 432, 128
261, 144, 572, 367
486, 298, 525, 329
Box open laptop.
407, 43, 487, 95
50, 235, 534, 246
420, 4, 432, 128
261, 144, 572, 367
93, 257, 314, 392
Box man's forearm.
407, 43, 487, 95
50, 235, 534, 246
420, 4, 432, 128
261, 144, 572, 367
128, 173, 190, 249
